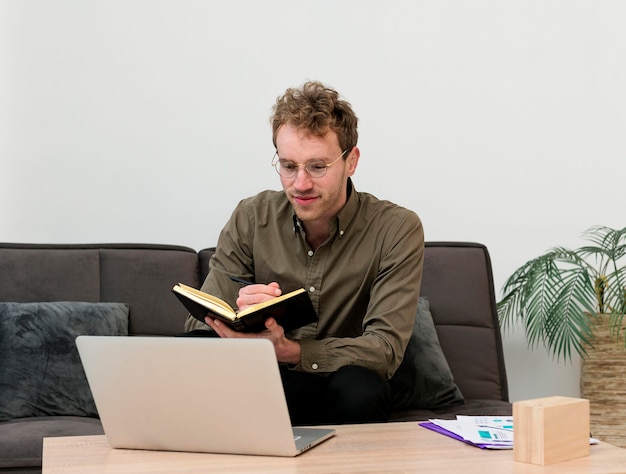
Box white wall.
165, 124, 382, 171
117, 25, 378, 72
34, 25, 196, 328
2, 0, 625, 403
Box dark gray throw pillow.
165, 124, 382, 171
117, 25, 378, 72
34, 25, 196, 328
0, 302, 129, 422
389, 297, 465, 410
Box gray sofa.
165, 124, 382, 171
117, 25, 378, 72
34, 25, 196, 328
0, 242, 510, 473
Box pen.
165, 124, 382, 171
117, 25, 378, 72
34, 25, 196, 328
229, 276, 255, 286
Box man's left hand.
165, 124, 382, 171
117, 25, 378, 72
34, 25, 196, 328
206, 316, 301, 365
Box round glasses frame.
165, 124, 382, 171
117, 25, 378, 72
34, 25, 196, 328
271, 148, 351, 179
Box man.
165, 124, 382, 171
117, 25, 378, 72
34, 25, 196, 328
185, 81, 424, 424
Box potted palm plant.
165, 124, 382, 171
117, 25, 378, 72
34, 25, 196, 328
497, 225, 626, 447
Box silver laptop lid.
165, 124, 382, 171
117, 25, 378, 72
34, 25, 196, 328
76, 336, 333, 457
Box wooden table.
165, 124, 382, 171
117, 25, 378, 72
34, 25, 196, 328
42, 421, 626, 473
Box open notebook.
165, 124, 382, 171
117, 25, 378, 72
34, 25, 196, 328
76, 336, 335, 456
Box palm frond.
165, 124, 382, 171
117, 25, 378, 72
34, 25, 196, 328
603, 268, 626, 314
543, 268, 596, 360
580, 225, 626, 269
496, 227, 626, 362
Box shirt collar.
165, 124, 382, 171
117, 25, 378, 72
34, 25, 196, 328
335, 178, 358, 239
292, 214, 301, 234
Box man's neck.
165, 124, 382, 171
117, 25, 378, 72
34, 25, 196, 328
302, 221, 331, 251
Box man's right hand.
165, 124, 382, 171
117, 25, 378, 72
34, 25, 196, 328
235, 281, 282, 312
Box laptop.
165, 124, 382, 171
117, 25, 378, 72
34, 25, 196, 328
76, 336, 335, 456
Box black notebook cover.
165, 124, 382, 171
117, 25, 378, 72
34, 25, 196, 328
174, 288, 317, 333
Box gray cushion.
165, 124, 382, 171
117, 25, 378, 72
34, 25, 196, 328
389, 297, 465, 410
0, 302, 129, 422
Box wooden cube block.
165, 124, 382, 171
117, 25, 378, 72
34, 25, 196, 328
513, 396, 589, 465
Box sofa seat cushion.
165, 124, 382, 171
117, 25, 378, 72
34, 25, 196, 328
0, 416, 103, 469
0, 302, 129, 423
389, 399, 513, 422
388, 297, 465, 410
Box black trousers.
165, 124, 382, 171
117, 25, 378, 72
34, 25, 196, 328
279, 365, 392, 426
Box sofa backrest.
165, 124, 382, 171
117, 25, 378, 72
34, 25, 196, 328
0, 243, 201, 336
419, 242, 508, 402
0, 241, 508, 402
198, 243, 508, 402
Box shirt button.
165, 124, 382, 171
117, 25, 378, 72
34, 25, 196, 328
309, 287, 316, 293
308, 250, 314, 257
312, 363, 319, 370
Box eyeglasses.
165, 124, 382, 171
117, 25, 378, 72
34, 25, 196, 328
272, 148, 351, 179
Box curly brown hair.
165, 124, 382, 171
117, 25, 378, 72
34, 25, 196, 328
271, 81, 358, 153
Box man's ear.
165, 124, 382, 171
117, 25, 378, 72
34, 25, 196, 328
346, 147, 360, 177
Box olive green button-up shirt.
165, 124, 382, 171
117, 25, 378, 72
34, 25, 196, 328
185, 179, 424, 379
